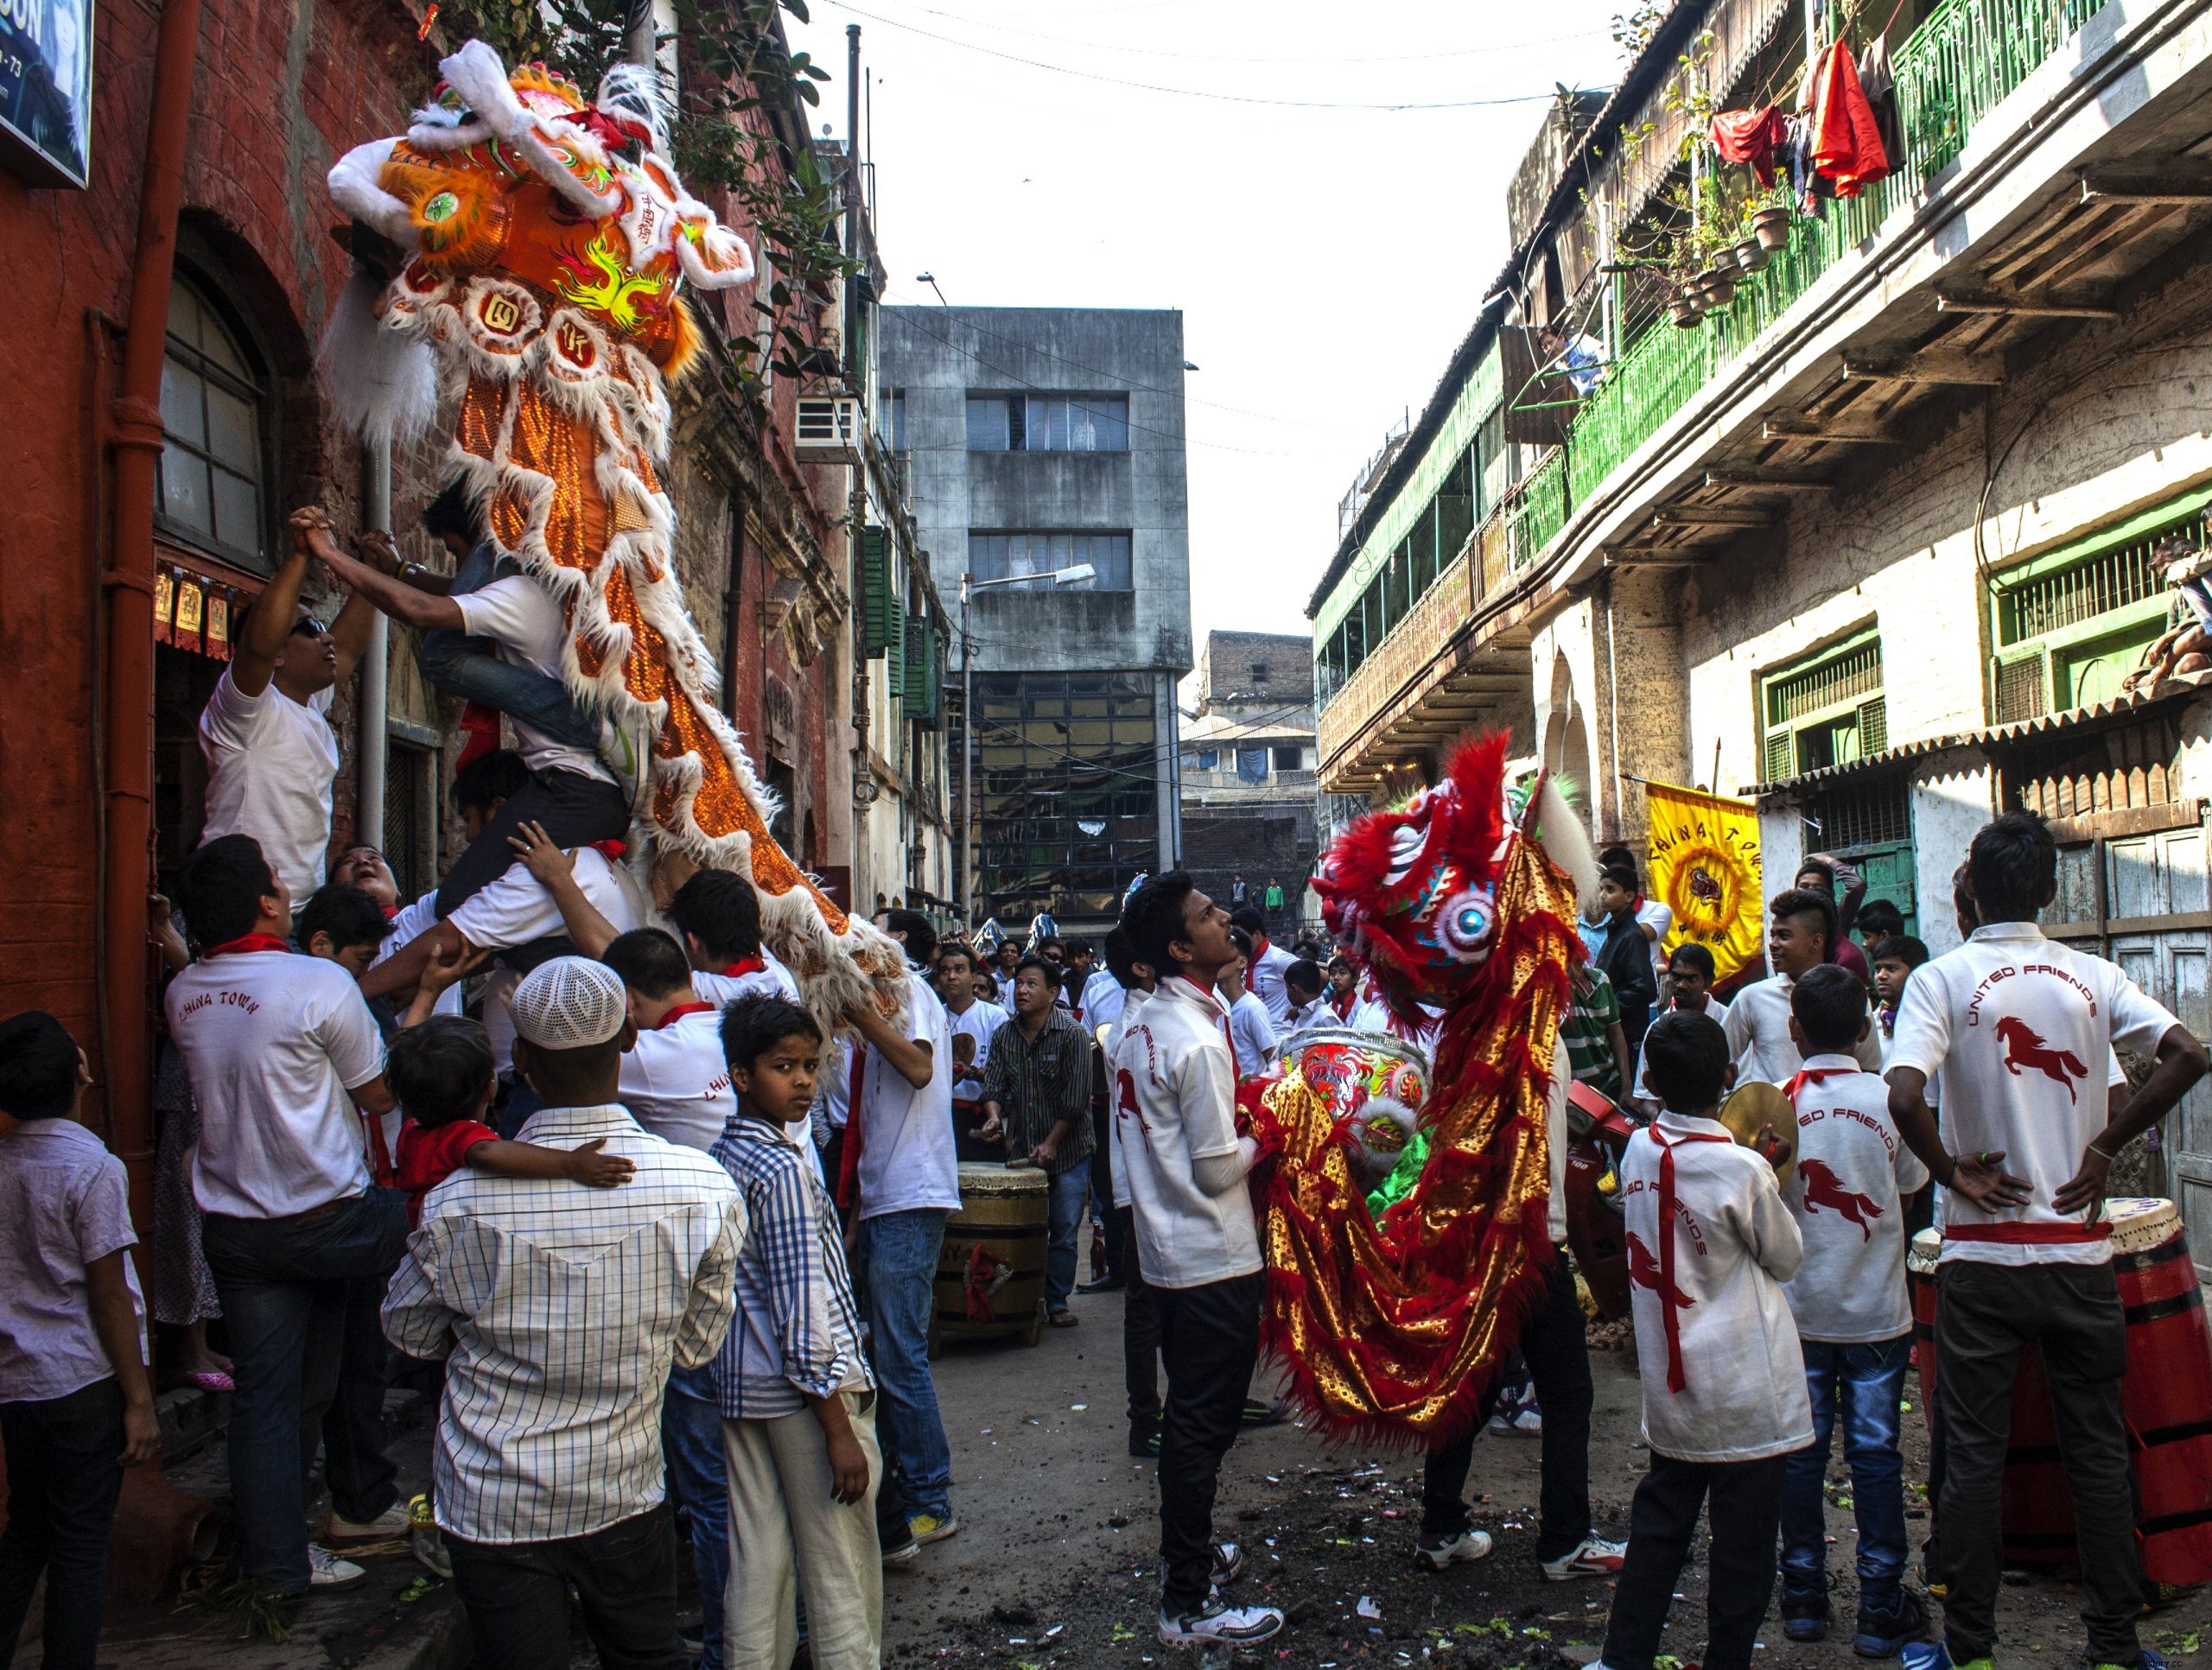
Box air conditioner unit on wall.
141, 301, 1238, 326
794, 396, 863, 463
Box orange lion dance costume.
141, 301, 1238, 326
326, 41, 903, 1018
1247, 734, 1594, 1448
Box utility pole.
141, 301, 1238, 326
358, 437, 391, 858
624, 0, 656, 67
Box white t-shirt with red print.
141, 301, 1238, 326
1109, 976, 1260, 1290
1778, 1055, 1929, 1343
1618, 1111, 1811, 1463
1887, 920, 2181, 1267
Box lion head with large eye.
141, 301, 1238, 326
1310, 733, 1523, 1027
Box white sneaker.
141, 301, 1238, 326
324, 1502, 411, 1540
1158, 1597, 1285, 1648
1209, 1540, 1245, 1588
308, 1542, 366, 1590
1541, 1534, 1627, 1582
1414, 1527, 1495, 1571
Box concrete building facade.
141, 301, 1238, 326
1180, 631, 1321, 936
1308, 0, 2212, 1265
881, 306, 1192, 929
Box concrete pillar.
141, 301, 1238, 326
1910, 752, 1995, 955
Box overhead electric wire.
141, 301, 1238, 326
819, 0, 1603, 111
861, 1, 1613, 67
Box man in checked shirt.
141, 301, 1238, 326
977, 956, 1097, 1329
383, 958, 746, 1670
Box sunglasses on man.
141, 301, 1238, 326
289, 616, 331, 639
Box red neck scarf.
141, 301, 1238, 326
1781, 1064, 1853, 1103
587, 839, 627, 863
1331, 987, 1356, 1020
1649, 1122, 1732, 1394
204, 933, 290, 957
652, 1000, 715, 1031
836, 1047, 868, 1210
721, 957, 766, 979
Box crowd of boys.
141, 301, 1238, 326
0, 476, 2196, 1670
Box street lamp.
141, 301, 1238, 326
959, 562, 1097, 927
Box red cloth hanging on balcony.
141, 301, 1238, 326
1806, 41, 1891, 197
1710, 106, 1789, 186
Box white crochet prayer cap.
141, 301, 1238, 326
511, 956, 628, 1049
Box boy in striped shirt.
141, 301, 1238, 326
710, 996, 880, 1670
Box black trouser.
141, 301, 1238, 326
1934, 1258, 2140, 1665
0, 1378, 124, 1670
320, 1260, 399, 1530
1600, 1451, 1785, 1670
447, 1503, 688, 1670
1421, 1252, 1594, 1562
434, 766, 628, 924
1090, 1097, 1119, 1280
1154, 1270, 1262, 1613
1118, 1207, 1160, 1435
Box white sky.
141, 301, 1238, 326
788, 0, 1633, 666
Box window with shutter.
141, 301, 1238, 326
1758, 627, 1884, 784
860, 528, 898, 657
1986, 492, 2204, 722
902, 622, 941, 723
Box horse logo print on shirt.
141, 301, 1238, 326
1625, 1230, 1694, 1312
1995, 1015, 2090, 1102
1796, 1156, 1882, 1241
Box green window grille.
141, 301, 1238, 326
1987, 490, 2209, 723
1760, 630, 1885, 782
902, 622, 941, 723
858, 527, 901, 659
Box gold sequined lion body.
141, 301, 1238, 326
1249, 736, 1593, 1448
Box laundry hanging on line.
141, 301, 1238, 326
1709, 105, 1789, 186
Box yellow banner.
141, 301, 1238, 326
1645, 781, 1764, 983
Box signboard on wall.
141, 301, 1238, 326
0, 0, 91, 189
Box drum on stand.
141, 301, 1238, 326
934, 1162, 1049, 1349
1907, 1198, 2212, 1584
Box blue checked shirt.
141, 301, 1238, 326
381, 1103, 747, 1544
707, 1114, 872, 1419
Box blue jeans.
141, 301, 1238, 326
662, 1364, 727, 1670
1045, 1164, 1089, 1312
1781, 1333, 1913, 1608
860, 1210, 952, 1521
417, 541, 600, 750
200, 1189, 410, 1594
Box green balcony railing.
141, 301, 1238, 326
1560, 0, 2115, 530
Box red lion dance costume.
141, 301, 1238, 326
325, 41, 903, 1019
1248, 734, 1594, 1448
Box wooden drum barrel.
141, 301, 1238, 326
1906, 1199, 2212, 1584
933, 1162, 1049, 1348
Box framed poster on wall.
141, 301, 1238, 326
0, 0, 90, 189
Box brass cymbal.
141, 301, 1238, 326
1718, 1080, 1796, 1191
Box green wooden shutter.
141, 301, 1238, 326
1764, 730, 1795, 784
859, 528, 898, 657
903, 624, 942, 723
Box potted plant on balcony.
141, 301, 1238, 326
1751, 187, 1794, 252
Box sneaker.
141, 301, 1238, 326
1782, 1593, 1832, 1644
908, 1511, 959, 1546
1853, 1591, 1929, 1658
1130, 1425, 1162, 1459
2095, 1654, 2173, 1670
307, 1542, 366, 1591
1157, 1596, 1285, 1648
1414, 1528, 1495, 1571
323, 1502, 411, 1540
1210, 1540, 1245, 1588
1505, 1399, 1543, 1433
1541, 1535, 1626, 1582
1901, 1641, 1993, 1670
407, 1495, 451, 1580
880, 1533, 920, 1567
1240, 1397, 1291, 1427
